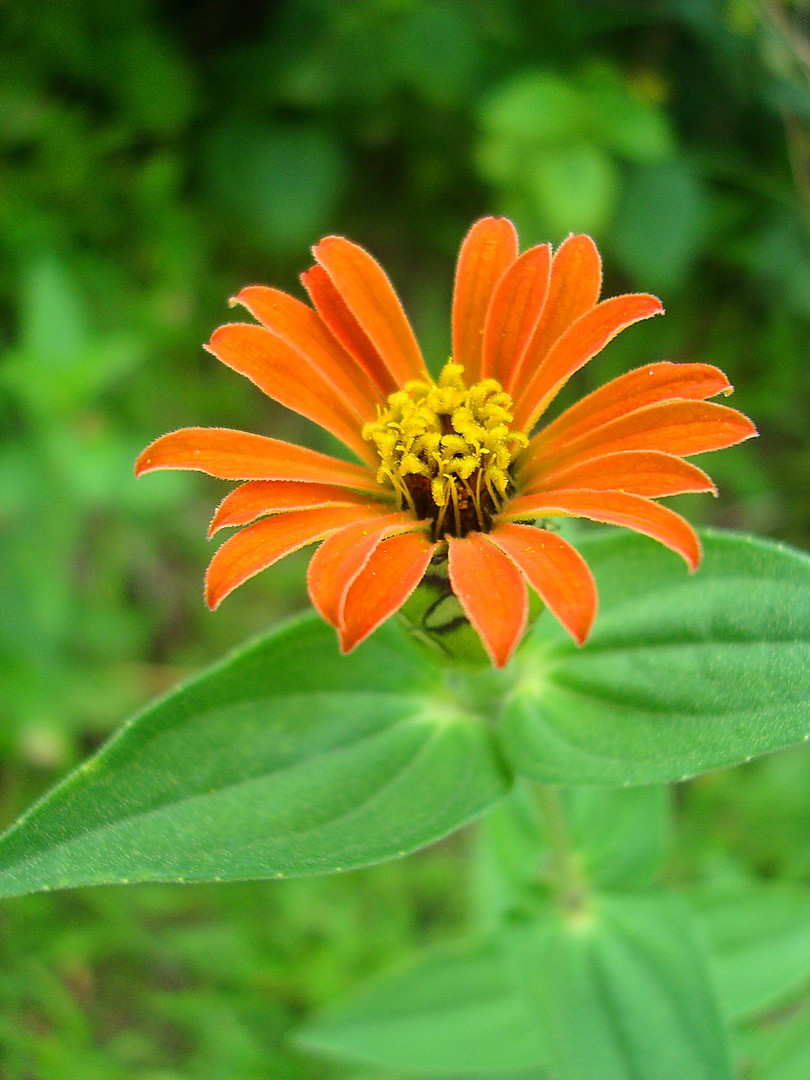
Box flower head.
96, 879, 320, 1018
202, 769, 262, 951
136, 218, 756, 667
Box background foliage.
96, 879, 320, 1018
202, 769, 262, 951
2, 1, 810, 1076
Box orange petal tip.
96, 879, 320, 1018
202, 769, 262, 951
227, 286, 259, 310
622, 292, 664, 318
311, 235, 345, 260
204, 569, 232, 610
686, 540, 702, 573
134, 446, 156, 477
643, 295, 664, 316
205, 325, 230, 352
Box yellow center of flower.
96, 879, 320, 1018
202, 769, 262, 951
362, 360, 527, 538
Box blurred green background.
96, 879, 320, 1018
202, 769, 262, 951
2, 1, 810, 1076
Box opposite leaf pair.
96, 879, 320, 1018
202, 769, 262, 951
1, 530, 809, 899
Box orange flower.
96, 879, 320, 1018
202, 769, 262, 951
136, 218, 756, 667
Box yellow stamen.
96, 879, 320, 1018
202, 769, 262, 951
362, 360, 527, 538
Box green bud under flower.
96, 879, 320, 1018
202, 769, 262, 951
397, 546, 543, 666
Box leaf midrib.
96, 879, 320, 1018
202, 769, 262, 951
0, 702, 474, 887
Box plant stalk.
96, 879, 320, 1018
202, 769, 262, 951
534, 783, 587, 916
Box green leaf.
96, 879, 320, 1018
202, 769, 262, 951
746, 998, 810, 1080
297, 935, 548, 1078
0, 615, 509, 898
20, 258, 86, 364
690, 879, 810, 1022
479, 71, 584, 145
4, 259, 143, 418
500, 530, 810, 784
562, 784, 670, 888
107, 29, 197, 137
505, 893, 734, 1080
391, 3, 482, 108
579, 62, 674, 163
203, 121, 348, 252
613, 162, 707, 290
525, 141, 618, 236
474, 782, 670, 925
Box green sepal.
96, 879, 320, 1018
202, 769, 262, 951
399, 546, 543, 668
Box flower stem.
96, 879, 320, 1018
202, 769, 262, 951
534, 783, 587, 916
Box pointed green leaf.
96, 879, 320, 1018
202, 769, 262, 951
501, 530, 810, 784
0, 615, 509, 898
297, 935, 548, 1078
505, 893, 734, 1080
690, 879, 810, 1022
560, 784, 671, 888
745, 999, 810, 1080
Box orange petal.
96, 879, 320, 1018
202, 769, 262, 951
306, 511, 415, 628
522, 450, 717, 499
205, 504, 389, 610
525, 362, 733, 465
502, 489, 702, 571
135, 428, 381, 490
301, 264, 397, 396
482, 243, 552, 385
452, 217, 519, 383
507, 233, 602, 396
524, 400, 758, 480
513, 294, 664, 433
206, 323, 375, 464
340, 530, 437, 653
209, 480, 392, 536
232, 285, 384, 420
488, 522, 597, 645
313, 236, 428, 387
447, 532, 528, 668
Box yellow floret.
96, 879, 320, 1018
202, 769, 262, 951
363, 360, 528, 536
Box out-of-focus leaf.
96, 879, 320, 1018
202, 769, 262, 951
203, 122, 348, 251
505, 893, 734, 1080
562, 784, 670, 887
297, 935, 547, 1077
106, 29, 197, 137
746, 999, 810, 1080
4, 259, 143, 417
500, 530, 810, 784
525, 141, 618, 235
689, 879, 810, 1022
392, 2, 481, 107
475, 782, 670, 925
19, 258, 86, 364
479, 72, 583, 145
478, 62, 670, 172
749, 213, 810, 318
613, 162, 707, 289
579, 62, 673, 162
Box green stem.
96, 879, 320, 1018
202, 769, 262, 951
534, 783, 587, 915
